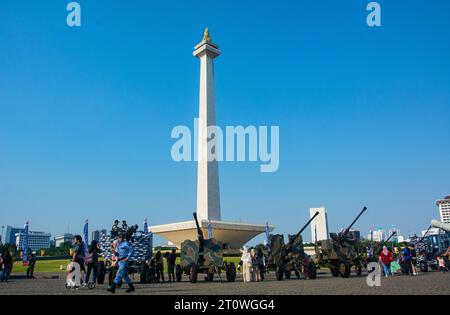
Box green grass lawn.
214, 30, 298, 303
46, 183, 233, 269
12, 257, 242, 274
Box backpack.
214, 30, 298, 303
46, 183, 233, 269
85, 252, 94, 265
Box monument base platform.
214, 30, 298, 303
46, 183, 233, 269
149, 220, 274, 249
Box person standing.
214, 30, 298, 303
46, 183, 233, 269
256, 248, 265, 281
401, 242, 413, 275
167, 249, 176, 282
155, 251, 165, 282
0, 251, 13, 282
72, 235, 86, 281
111, 220, 120, 236
240, 247, 252, 283
107, 233, 135, 293
252, 249, 262, 282
410, 244, 418, 276
85, 240, 102, 285
378, 246, 393, 277
121, 220, 128, 234
26, 252, 37, 279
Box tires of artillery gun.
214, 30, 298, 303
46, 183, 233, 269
176, 264, 182, 282
330, 266, 339, 277
307, 263, 317, 279
189, 263, 198, 283
225, 262, 237, 282
355, 265, 362, 276
295, 270, 301, 279
276, 266, 284, 281
285, 271, 291, 279
206, 272, 214, 282
338, 260, 351, 278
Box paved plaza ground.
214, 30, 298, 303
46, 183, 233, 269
0, 270, 449, 295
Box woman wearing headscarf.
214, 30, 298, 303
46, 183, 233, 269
240, 246, 252, 283
379, 245, 393, 277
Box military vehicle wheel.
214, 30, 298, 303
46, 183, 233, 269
330, 266, 339, 277
176, 264, 182, 282
285, 271, 291, 279
307, 263, 317, 279
225, 262, 236, 282
189, 264, 198, 283
338, 261, 351, 278
205, 272, 214, 281
276, 266, 284, 281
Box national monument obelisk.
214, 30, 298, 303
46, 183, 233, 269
195, 28, 221, 222
149, 29, 273, 249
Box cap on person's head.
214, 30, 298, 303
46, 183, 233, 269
114, 220, 119, 224
383, 245, 387, 249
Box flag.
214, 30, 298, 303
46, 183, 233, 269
207, 221, 212, 239
143, 218, 148, 235
22, 221, 29, 266
83, 220, 89, 257
265, 222, 270, 246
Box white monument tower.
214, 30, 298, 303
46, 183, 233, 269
195, 28, 221, 222
149, 29, 273, 249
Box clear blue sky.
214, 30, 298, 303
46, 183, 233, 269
1, 1, 449, 245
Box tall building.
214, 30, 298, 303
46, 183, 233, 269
4, 226, 25, 244
15, 231, 51, 251
436, 195, 450, 224
310, 207, 329, 242
369, 228, 385, 242
54, 233, 74, 247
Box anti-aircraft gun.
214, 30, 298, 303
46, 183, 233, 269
268, 211, 320, 281
315, 207, 367, 278
410, 225, 442, 272
175, 212, 236, 283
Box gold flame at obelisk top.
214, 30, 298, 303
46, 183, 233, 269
203, 28, 211, 42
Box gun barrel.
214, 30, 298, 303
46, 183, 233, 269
431, 220, 450, 233
287, 211, 320, 250
343, 207, 367, 236
418, 225, 433, 242
193, 212, 202, 234
382, 231, 396, 245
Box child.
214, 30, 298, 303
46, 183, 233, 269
437, 256, 448, 272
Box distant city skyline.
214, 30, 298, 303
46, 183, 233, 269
1, 1, 450, 246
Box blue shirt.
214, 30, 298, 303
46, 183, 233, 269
117, 240, 133, 261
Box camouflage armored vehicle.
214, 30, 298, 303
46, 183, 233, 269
315, 207, 367, 278
175, 212, 236, 283
267, 211, 320, 281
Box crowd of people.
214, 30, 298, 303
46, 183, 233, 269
377, 242, 450, 277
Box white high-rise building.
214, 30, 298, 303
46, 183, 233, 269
436, 195, 450, 224
367, 228, 389, 242
310, 207, 329, 242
